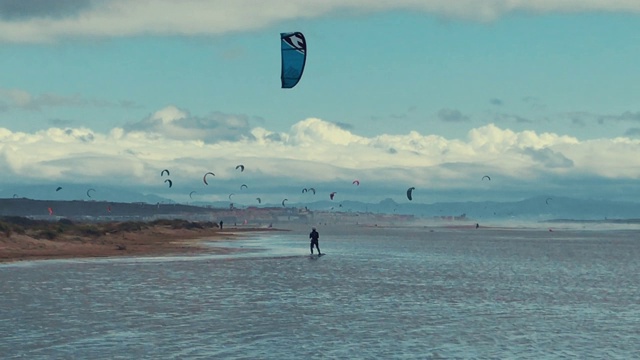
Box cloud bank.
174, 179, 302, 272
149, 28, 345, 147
1, 105, 639, 202
1, 0, 638, 43
123, 106, 255, 143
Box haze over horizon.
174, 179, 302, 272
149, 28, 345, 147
2, 1, 640, 206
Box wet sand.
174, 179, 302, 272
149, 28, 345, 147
0, 220, 287, 263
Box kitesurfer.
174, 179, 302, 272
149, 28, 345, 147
309, 227, 321, 255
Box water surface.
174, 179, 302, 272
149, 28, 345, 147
2, 226, 640, 358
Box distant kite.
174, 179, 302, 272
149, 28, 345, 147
482, 175, 491, 181
352, 180, 360, 186
236, 164, 245, 172
282, 198, 288, 207
189, 191, 197, 199
406, 187, 415, 201
164, 179, 173, 188
203, 172, 215, 185
256, 197, 262, 204
161, 169, 170, 177
86, 188, 96, 198
330, 192, 337, 200
56, 187, 62, 192
240, 184, 248, 190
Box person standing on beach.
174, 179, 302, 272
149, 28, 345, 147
309, 227, 321, 255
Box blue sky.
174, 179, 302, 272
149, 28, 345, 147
1, 1, 640, 206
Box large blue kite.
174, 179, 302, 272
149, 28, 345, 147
280, 32, 307, 89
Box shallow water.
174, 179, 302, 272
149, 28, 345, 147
2, 226, 640, 359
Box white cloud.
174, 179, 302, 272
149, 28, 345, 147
123, 105, 254, 143
1, 109, 640, 203
1, 0, 638, 43
287, 118, 366, 146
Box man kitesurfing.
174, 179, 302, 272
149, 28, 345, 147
309, 227, 321, 256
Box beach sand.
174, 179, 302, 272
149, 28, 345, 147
0, 219, 286, 263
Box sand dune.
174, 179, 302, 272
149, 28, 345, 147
0, 217, 285, 263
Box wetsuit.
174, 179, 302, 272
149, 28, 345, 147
309, 229, 321, 254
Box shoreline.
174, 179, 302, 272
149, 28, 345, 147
0, 218, 288, 263
5, 217, 635, 264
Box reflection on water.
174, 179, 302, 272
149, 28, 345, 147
2, 227, 640, 359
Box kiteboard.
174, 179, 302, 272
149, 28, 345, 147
309, 253, 325, 258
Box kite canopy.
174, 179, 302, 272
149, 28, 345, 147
281, 32, 307, 89
203, 172, 215, 185
406, 187, 415, 201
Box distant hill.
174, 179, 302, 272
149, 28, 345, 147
0, 198, 215, 219
1, 184, 168, 204
288, 196, 640, 221
3, 184, 640, 221
0, 198, 307, 226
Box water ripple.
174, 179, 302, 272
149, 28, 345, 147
2, 228, 640, 358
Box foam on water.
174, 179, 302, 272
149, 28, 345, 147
2, 226, 640, 358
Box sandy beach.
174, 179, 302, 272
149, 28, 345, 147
0, 217, 286, 263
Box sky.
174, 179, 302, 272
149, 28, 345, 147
1, 0, 640, 206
